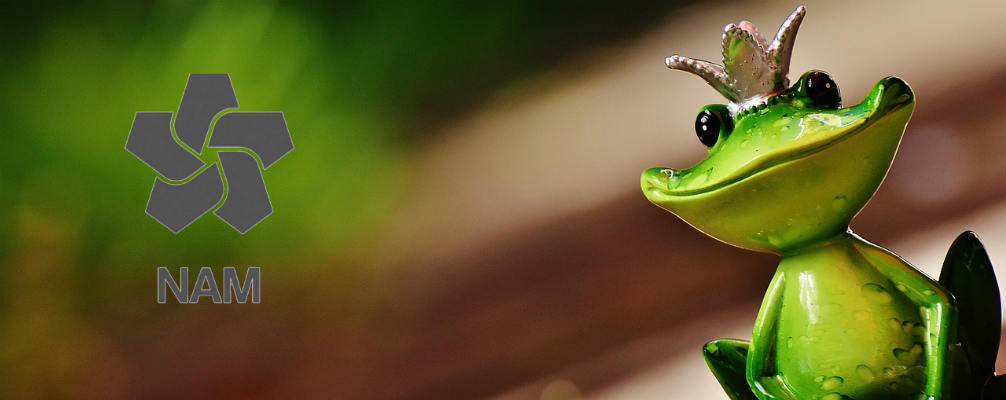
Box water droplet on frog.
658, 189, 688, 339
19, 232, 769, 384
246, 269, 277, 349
832, 195, 848, 211
766, 232, 787, 247
905, 324, 924, 337
902, 321, 923, 335
786, 337, 794, 348
820, 376, 844, 390
894, 344, 924, 365
857, 365, 875, 382
901, 321, 913, 330
862, 283, 892, 304
895, 284, 907, 292
704, 342, 719, 354
659, 169, 677, 182
922, 289, 935, 296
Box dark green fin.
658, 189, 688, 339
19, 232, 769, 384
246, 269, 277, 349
702, 339, 757, 400
938, 231, 1002, 388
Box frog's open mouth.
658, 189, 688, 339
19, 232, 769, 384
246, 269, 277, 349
643, 77, 914, 200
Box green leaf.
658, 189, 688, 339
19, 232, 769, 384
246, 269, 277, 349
938, 231, 1002, 383
702, 339, 757, 400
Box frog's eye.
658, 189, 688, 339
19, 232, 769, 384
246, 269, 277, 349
805, 71, 841, 108
695, 109, 720, 147
694, 106, 730, 148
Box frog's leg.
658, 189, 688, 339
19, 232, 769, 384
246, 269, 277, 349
938, 231, 1002, 393
746, 269, 799, 400
854, 236, 958, 400
702, 339, 757, 400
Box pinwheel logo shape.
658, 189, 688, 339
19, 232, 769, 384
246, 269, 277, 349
126, 74, 293, 233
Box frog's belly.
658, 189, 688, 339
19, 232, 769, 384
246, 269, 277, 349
771, 279, 928, 399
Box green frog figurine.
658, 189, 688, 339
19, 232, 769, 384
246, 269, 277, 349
641, 5, 1004, 400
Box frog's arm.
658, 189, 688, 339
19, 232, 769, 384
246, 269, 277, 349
746, 269, 798, 400
854, 239, 958, 400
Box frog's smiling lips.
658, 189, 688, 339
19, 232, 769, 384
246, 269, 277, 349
644, 77, 914, 200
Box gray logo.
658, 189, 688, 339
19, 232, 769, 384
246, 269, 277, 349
157, 267, 261, 304
126, 73, 293, 233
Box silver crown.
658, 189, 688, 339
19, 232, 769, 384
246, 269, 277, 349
665, 5, 806, 111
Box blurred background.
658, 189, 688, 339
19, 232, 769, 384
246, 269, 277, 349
1, 0, 1004, 398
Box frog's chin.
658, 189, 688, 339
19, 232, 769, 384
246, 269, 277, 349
642, 76, 914, 253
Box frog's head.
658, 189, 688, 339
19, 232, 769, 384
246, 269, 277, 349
641, 6, 915, 254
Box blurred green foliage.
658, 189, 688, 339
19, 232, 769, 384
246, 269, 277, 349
0, 0, 694, 265
0, 1, 696, 395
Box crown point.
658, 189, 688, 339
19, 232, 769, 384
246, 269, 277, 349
664, 5, 809, 110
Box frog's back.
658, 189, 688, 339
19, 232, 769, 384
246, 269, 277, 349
770, 239, 930, 399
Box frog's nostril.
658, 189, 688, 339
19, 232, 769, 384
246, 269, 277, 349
881, 77, 914, 106
643, 167, 681, 190
870, 76, 915, 114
